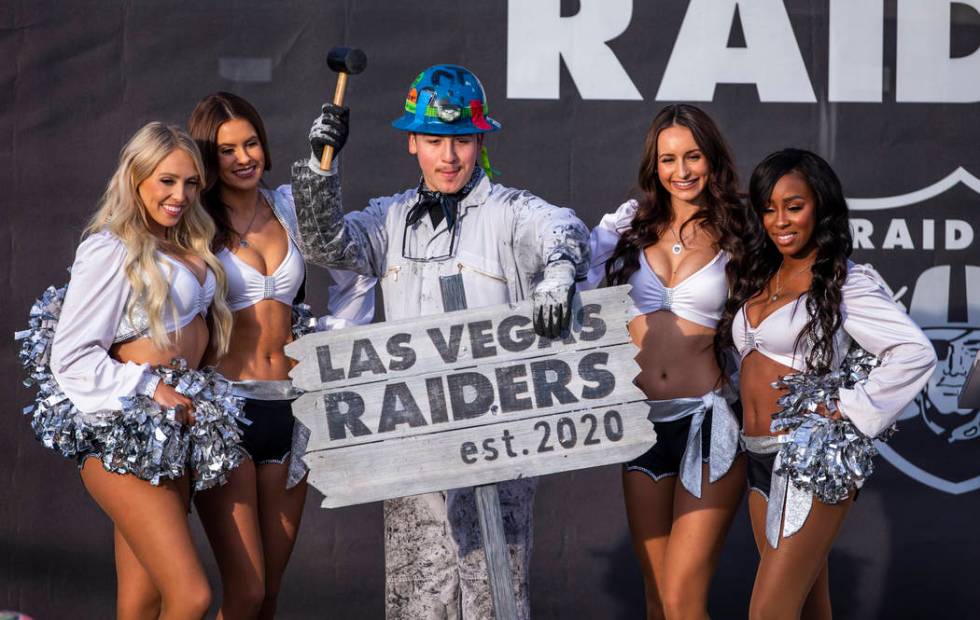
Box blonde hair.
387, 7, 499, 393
84, 122, 233, 356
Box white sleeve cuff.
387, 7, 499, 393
135, 372, 160, 399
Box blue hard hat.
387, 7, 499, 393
391, 64, 501, 135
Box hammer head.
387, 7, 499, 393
326, 47, 367, 75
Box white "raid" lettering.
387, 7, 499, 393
507, 0, 980, 103
850, 218, 975, 250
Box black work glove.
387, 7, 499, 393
309, 103, 349, 162
532, 260, 577, 339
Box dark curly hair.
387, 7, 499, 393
716, 148, 852, 374
605, 104, 750, 378
188, 92, 272, 250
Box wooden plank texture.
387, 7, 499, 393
292, 344, 644, 451
290, 285, 656, 510
286, 286, 635, 392
475, 483, 520, 620
305, 401, 654, 508
439, 272, 520, 620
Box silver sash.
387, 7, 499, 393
229, 379, 303, 401
645, 388, 740, 498
741, 433, 813, 550
287, 422, 312, 490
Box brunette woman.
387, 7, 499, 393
718, 149, 936, 618
48, 122, 237, 618
587, 104, 750, 619
188, 92, 374, 619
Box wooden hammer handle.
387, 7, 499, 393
319, 72, 349, 170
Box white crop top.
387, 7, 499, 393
732, 262, 938, 438
629, 250, 728, 328
114, 253, 216, 342
219, 236, 305, 311
584, 200, 729, 329
51, 231, 216, 413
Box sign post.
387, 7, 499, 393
437, 272, 519, 619
285, 285, 656, 616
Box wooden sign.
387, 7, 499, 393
285, 286, 655, 508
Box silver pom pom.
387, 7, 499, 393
16, 284, 246, 490
169, 364, 248, 491
92, 397, 188, 485
291, 303, 317, 339
110, 363, 247, 491
771, 344, 894, 504
14, 284, 93, 457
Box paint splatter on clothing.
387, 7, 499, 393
291, 159, 588, 617
384, 479, 535, 619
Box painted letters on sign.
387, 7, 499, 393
286, 287, 656, 508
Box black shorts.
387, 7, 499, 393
746, 448, 777, 500
624, 410, 715, 481
626, 399, 743, 482
239, 398, 296, 465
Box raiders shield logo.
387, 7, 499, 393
849, 168, 980, 494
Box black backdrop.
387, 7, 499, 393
2, 1, 978, 618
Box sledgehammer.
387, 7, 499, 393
320, 46, 367, 171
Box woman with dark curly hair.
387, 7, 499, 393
718, 149, 936, 618
586, 104, 751, 619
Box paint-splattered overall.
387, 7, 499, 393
291, 161, 589, 619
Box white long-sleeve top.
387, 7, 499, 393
733, 262, 938, 438
582, 200, 637, 291
50, 231, 215, 413
318, 268, 376, 330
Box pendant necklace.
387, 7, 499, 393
234, 193, 262, 248
769, 261, 810, 302
669, 225, 684, 255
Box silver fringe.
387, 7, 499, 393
770, 344, 894, 505
16, 284, 246, 490
292, 302, 317, 339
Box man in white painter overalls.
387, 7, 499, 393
289, 64, 591, 618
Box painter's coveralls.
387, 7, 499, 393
291, 160, 590, 619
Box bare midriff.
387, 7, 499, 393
629, 310, 720, 401
739, 350, 796, 437
111, 314, 210, 369
208, 300, 294, 381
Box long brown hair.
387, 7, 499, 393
606, 104, 747, 287
188, 92, 272, 250
607, 105, 751, 381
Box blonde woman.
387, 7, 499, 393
45, 122, 242, 619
